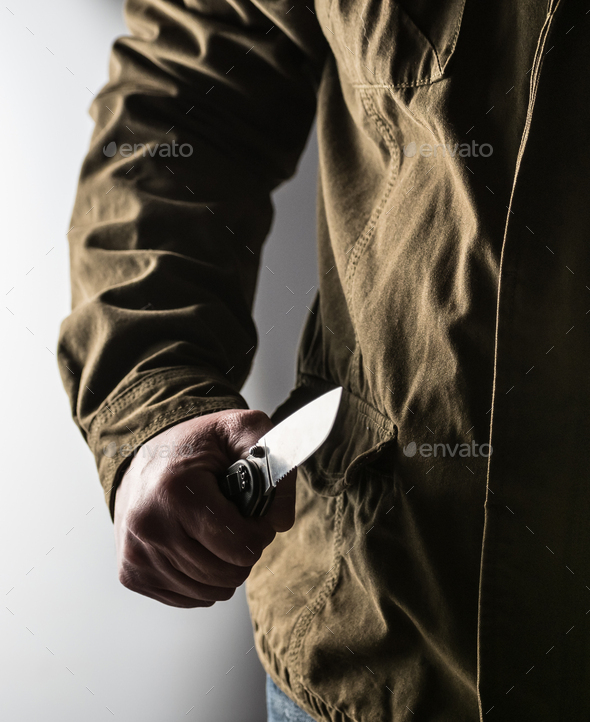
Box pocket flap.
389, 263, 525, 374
271, 377, 398, 496
327, 0, 467, 88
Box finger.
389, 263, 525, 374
142, 587, 216, 609
216, 409, 274, 460
180, 471, 277, 566
214, 410, 295, 531
264, 467, 297, 533
155, 553, 238, 603
186, 503, 275, 567
119, 531, 238, 604
163, 535, 252, 588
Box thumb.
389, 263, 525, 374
264, 467, 297, 533
219, 409, 274, 460
217, 409, 296, 531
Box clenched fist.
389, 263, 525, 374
113, 409, 296, 608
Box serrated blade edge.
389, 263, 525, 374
258, 387, 343, 487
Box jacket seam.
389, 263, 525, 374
293, 672, 361, 722
88, 366, 234, 446
312, 426, 396, 482
344, 88, 400, 296
356, 407, 397, 438
348, 0, 467, 89
475, 2, 563, 719
287, 494, 349, 714
297, 371, 397, 435
266, 666, 358, 722
351, 74, 447, 89
345, 86, 400, 390
351, 81, 439, 89
442, 0, 467, 73
102, 397, 247, 519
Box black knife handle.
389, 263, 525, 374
219, 458, 276, 517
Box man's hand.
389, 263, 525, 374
113, 409, 296, 608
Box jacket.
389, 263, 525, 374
57, 0, 590, 719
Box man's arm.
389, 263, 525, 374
57, 0, 327, 520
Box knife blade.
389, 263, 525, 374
218, 387, 343, 517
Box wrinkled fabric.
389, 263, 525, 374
267, 674, 316, 721
58, 0, 590, 719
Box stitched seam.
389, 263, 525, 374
331, 1, 468, 90
330, 5, 362, 86
345, 87, 400, 312
297, 371, 397, 434
356, 407, 397, 437
287, 494, 345, 699
263, 630, 360, 722
351, 76, 445, 89
351, 0, 469, 88
327, 0, 334, 24
475, 2, 563, 720
320, 11, 363, 395
88, 366, 232, 445
101, 399, 242, 453
314, 421, 395, 482
102, 399, 244, 516
392, 0, 466, 78
293, 666, 362, 722
90, 367, 200, 435
383, 2, 443, 79
312, 440, 397, 490
442, 0, 467, 72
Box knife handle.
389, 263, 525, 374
219, 458, 276, 517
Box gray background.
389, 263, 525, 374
0, 1, 318, 719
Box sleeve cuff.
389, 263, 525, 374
87, 366, 249, 521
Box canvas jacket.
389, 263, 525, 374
58, 0, 590, 719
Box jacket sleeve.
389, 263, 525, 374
57, 0, 328, 521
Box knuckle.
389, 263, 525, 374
197, 560, 250, 587
231, 564, 252, 586
233, 546, 260, 567
217, 587, 236, 602
241, 408, 272, 430
218, 409, 272, 439
118, 563, 141, 591
247, 526, 276, 553
118, 538, 153, 591
199, 585, 236, 603
170, 599, 200, 609
121, 539, 147, 569
197, 567, 224, 587
225, 564, 252, 585
127, 506, 161, 543
176, 594, 216, 609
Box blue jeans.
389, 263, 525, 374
266, 674, 316, 722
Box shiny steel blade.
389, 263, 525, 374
256, 387, 343, 487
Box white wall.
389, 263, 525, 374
0, 1, 319, 719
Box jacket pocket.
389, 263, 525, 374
322, 0, 467, 88
294, 379, 398, 496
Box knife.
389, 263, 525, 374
218, 387, 343, 517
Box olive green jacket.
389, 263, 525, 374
58, 0, 590, 719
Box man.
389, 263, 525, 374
58, 0, 590, 719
